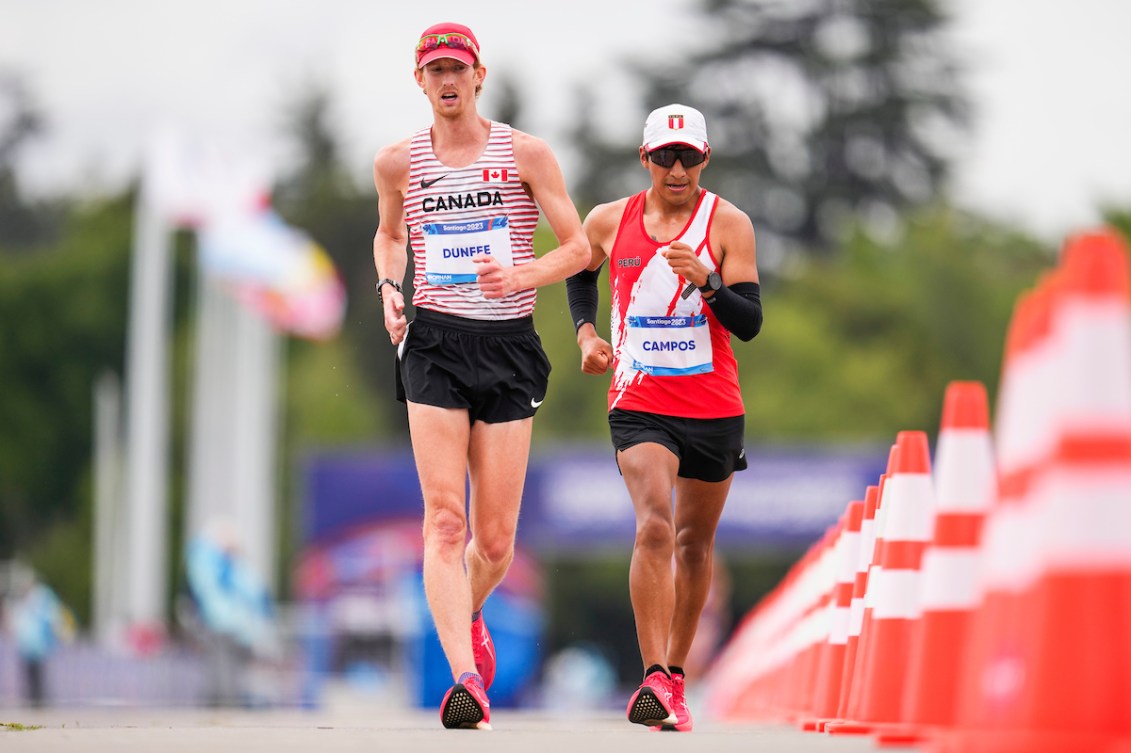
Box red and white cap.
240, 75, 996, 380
415, 22, 481, 69
643, 103, 709, 152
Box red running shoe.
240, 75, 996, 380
471, 613, 496, 690
655, 671, 692, 731
440, 672, 491, 730
626, 670, 676, 727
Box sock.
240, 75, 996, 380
645, 663, 670, 679
668, 665, 685, 678
457, 671, 482, 685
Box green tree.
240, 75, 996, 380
272, 83, 393, 444
572, 0, 969, 266
740, 207, 1052, 441
0, 72, 64, 251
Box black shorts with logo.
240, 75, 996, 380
608, 408, 748, 483
396, 307, 551, 424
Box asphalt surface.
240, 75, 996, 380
0, 707, 924, 753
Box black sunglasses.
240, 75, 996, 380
647, 146, 707, 169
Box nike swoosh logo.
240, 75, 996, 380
419, 174, 448, 189
531, 398, 545, 408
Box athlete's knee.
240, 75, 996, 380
635, 513, 675, 554
423, 506, 467, 551
675, 529, 713, 568
471, 527, 515, 568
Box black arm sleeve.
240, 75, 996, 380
704, 281, 762, 341
566, 263, 604, 332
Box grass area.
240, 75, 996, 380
2, 721, 44, 731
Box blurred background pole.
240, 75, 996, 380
186, 271, 280, 592
92, 371, 123, 644
122, 187, 172, 637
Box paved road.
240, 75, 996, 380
0, 708, 922, 753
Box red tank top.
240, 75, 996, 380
606, 190, 744, 418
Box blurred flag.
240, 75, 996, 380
144, 127, 269, 228
142, 128, 346, 340
198, 209, 346, 341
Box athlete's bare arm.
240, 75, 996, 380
712, 199, 759, 287
372, 138, 412, 345
474, 130, 590, 299
572, 200, 626, 375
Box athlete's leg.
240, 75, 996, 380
666, 475, 732, 668
465, 416, 533, 611
618, 442, 680, 670
408, 401, 476, 681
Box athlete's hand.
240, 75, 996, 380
384, 291, 407, 346
661, 240, 710, 288
474, 254, 516, 299
578, 332, 613, 375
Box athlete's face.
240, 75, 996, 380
640, 145, 710, 205
416, 59, 485, 114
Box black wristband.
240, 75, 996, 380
704, 281, 762, 341
566, 263, 603, 333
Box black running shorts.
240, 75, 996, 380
608, 408, 748, 483
396, 307, 551, 424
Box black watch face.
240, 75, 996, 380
707, 271, 721, 290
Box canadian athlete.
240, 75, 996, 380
372, 21, 589, 730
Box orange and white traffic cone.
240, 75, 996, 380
827, 446, 899, 736
951, 278, 1058, 745
950, 229, 1131, 753
855, 430, 936, 732
902, 381, 996, 732
807, 499, 866, 727
826, 483, 880, 732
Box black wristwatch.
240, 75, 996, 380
376, 278, 401, 303
698, 271, 722, 294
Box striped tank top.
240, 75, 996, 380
404, 121, 540, 320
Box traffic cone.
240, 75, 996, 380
901, 381, 997, 734
952, 278, 1058, 742
826, 483, 880, 730
950, 229, 1131, 752
785, 522, 842, 724
827, 446, 899, 735
808, 499, 866, 726
855, 430, 936, 728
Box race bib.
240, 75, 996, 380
625, 314, 714, 376
422, 217, 513, 284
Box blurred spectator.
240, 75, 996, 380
8, 567, 75, 707
181, 520, 279, 707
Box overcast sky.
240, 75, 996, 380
2, 0, 1129, 243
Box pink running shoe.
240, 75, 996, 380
471, 613, 496, 690
655, 671, 692, 731
626, 670, 676, 727
440, 672, 491, 730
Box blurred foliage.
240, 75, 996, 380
0, 74, 65, 250
572, 0, 969, 269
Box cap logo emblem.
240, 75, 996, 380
668, 115, 685, 130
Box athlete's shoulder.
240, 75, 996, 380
373, 136, 413, 186
584, 196, 632, 228
510, 127, 556, 164
709, 193, 755, 236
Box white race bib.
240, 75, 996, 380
422, 217, 514, 284
625, 314, 714, 376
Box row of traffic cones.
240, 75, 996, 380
702, 228, 1131, 752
